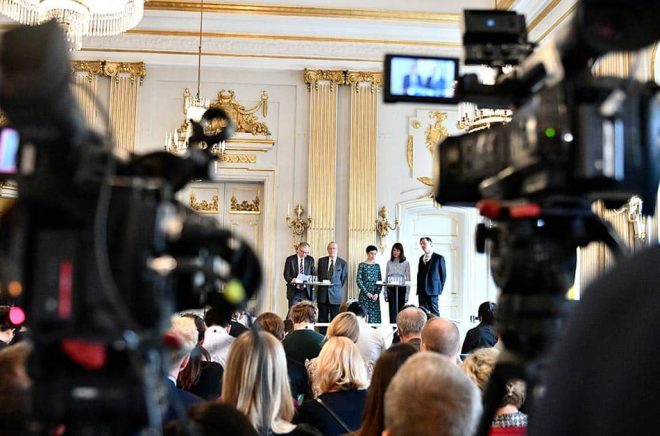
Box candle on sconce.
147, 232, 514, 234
287, 203, 291, 216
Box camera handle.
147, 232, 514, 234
474, 200, 628, 436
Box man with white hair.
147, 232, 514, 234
395, 307, 427, 350
383, 352, 482, 436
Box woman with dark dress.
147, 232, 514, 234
461, 301, 498, 356
356, 245, 383, 324
384, 243, 411, 324
222, 331, 321, 436
295, 337, 369, 436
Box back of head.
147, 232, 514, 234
222, 331, 294, 433
289, 301, 318, 324
181, 313, 206, 343
347, 301, 366, 319
384, 352, 481, 436
255, 312, 285, 341
421, 317, 460, 358
462, 347, 500, 393
169, 316, 199, 368
327, 312, 360, 342
359, 343, 418, 436
477, 302, 497, 325
396, 307, 427, 339
204, 307, 229, 328
164, 403, 258, 436
317, 336, 368, 394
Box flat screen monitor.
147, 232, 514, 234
384, 54, 459, 104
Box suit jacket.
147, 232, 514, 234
317, 256, 348, 305
403, 73, 424, 92
284, 254, 316, 301
417, 252, 446, 296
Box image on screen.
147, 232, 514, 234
0, 128, 19, 174
389, 56, 457, 99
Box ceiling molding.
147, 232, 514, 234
535, 3, 576, 42
127, 28, 460, 48
145, 1, 460, 23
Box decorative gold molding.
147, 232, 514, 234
528, 0, 563, 32
496, 0, 516, 10
189, 193, 219, 214
128, 29, 461, 48
72, 60, 104, 77
346, 71, 383, 86
209, 90, 270, 136
535, 3, 577, 42
304, 69, 346, 90
424, 112, 449, 149
103, 61, 147, 84
221, 153, 257, 164
412, 120, 421, 129
145, 2, 460, 24
406, 135, 414, 170
230, 194, 261, 214
417, 176, 434, 187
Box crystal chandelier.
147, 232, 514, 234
0, 0, 144, 51
164, 0, 220, 156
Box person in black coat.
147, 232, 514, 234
461, 301, 498, 356
283, 242, 316, 309
417, 237, 447, 316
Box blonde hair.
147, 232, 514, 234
462, 347, 499, 393
327, 312, 360, 343
169, 316, 199, 365
316, 336, 368, 394
222, 331, 295, 434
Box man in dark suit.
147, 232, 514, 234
403, 63, 424, 95
417, 237, 446, 316
317, 241, 348, 323
283, 242, 316, 309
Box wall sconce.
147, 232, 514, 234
613, 196, 647, 241
375, 205, 399, 250
286, 203, 312, 248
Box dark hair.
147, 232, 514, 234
347, 301, 366, 318
283, 319, 294, 335
390, 242, 406, 262
366, 245, 378, 254
164, 403, 258, 436
357, 343, 418, 436
255, 312, 285, 341
181, 313, 206, 343
419, 237, 432, 244
0, 306, 18, 332
478, 302, 497, 325
177, 343, 212, 390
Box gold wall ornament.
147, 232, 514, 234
71, 61, 104, 82
286, 204, 312, 248
375, 206, 400, 251
189, 193, 219, 214
209, 90, 271, 136
425, 111, 449, 149
412, 120, 421, 129
230, 194, 261, 214
613, 196, 647, 241
346, 71, 383, 93
406, 135, 413, 170
221, 153, 257, 164
417, 176, 434, 187
103, 61, 147, 85
303, 69, 346, 90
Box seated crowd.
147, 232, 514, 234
0, 300, 526, 435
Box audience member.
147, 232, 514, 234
356, 343, 417, 436
229, 310, 251, 338
395, 307, 427, 350
164, 402, 259, 436
177, 313, 224, 400
295, 337, 369, 436
0, 306, 17, 350
461, 302, 498, 355
222, 331, 321, 435
255, 312, 310, 402
284, 319, 294, 336
164, 316, 204, 424
462, 348, 528, 434
347, 301, 386, 365
283, 301, 324, 364
307, 311, 361, 398
0, 342, 31, 434
383, 353, 481, 436
421, 317, 461, 362
203, 307, 235, 367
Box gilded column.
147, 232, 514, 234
72, 61, 103, 128
105, 62, 146, 153
303, 69, 345, 259
346, 72, 382, 299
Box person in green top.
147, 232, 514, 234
357, 245, 383, 324
283, 300, 325, 364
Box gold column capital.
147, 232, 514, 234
346, 71, 383, 86
304, 69, 346, 90
72, 60, 104, 75
103, 61, 147, 85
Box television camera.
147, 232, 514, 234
386, 0, 660, 434
0, 21, 262, 434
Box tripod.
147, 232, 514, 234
473, 199, 628, 436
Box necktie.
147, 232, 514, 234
329, 258, 334, 275
424, 254, 430, 264
300, 258, 304, 274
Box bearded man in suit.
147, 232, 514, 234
283, 242, 316, 309
417, 237, 446, 316
316, 241, 348, 322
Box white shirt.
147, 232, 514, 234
203, 325, 235, 367
356, 318, 386, 364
